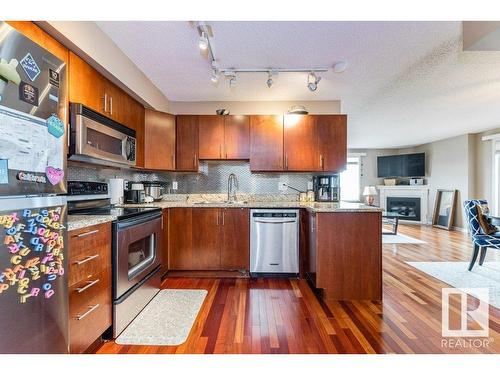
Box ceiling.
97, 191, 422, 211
96, 21, 500, 148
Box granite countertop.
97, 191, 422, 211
67, 214, 117, 232
67, 194, 381, 231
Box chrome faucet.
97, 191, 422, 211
227, 173, 238, 202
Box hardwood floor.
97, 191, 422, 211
96, 225, 500, 354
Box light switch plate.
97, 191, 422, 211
307, 181, 313, 190
172, 181, 178, 190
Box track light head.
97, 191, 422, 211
266, 71, 274, 88
211, 70, 219, 83
198, 32, 209, 50
307, 72, 321, 92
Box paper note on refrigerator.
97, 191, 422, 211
0, 104, 63, 173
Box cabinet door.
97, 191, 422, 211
144, 109, 175, 170
161, 209, 169, 276
168, 208, 193, 270
221, 208, 249, 270
69, 52, 106, 115
316, 115, 347, 172
224, 115, 250, 159
176, 115, 199, 171
250, 115, 284, 171
191, 209, 221, 270
284, 115, 319, 171
198, 116, 224, 159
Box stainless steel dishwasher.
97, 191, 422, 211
250, 209, 300, 276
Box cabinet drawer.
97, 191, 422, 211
69, 282, 112, 354
69, 267, 111, 317
69, 223, 111, 285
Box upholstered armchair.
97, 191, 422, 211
463, 200, 500, 271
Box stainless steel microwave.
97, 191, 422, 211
69, 103, 136, 167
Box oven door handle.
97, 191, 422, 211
116, 211, 162, 230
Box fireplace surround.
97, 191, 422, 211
377, 185, 429, 224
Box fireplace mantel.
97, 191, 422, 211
377, 185, 430, 224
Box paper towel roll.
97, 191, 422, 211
109, 178, 124, 205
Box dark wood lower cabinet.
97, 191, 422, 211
306, 211, 382, 301
68, 223, 112, 353
220, 208, 249, 270
168, 208, 249, 271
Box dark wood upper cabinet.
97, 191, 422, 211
220, 208, 249, 270
197, 115, 250, 160
198, 115, 224, 159
283, 115, 320, 171
176, 115, 199, 171
144, 109, 175, 170
250, 115, 284, 171
224, 115, 250, 159
69, 52, 143, 132
316, 115, 347, 172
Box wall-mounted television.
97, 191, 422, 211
377, 153, 425, 178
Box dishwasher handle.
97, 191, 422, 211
253, 219, 297, 224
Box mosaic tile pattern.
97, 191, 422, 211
68, 160, 315, 194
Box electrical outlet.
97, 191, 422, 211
172, 181, 178, 190
307, 181, 313, 190
279, 182, 287, 191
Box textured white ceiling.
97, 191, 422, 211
96, 21, 500, 148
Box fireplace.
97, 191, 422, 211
386, 197, 421, 222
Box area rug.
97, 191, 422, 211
406, 261, 500, 308
383, 233, 426, 244
115, 289, 207, 346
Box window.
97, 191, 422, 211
340, 156, 361, 202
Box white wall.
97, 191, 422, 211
168, 100, 341, 115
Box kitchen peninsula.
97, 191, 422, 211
68, 196, 382, 302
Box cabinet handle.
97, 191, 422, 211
216, 211, 219, 226
222, 210, 225, 226
285, 155, 288, 170
171, 154, 175, 169
102, 93, 108, 113
76, 279, 100, 293
109, 96, 113, 115
219, 144, 222, 158
74, 254, 100, 265
77, 304, 100, 320
193, 153, 197, 169
320, 154, 324, 169
76, 229, 99, 238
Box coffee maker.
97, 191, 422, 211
313, 175, 340, 202
124, 182, 145, 204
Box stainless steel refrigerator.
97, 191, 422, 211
0, 21, 68, 353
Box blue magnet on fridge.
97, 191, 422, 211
0, 159, 8, 184
47, 114, 64, 138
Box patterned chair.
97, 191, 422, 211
463, 200, 500, 270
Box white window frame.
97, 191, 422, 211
482, 134, 500, 215
340, 153, 365, 203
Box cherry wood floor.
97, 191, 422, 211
96, 225, 500, 354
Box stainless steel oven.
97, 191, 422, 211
69, 103, 136, 167
113, 209, 162, 337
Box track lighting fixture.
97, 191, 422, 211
307, 72, 321, 92
198, 32, 209, 50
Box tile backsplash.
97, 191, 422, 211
68, 161, 314, 194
